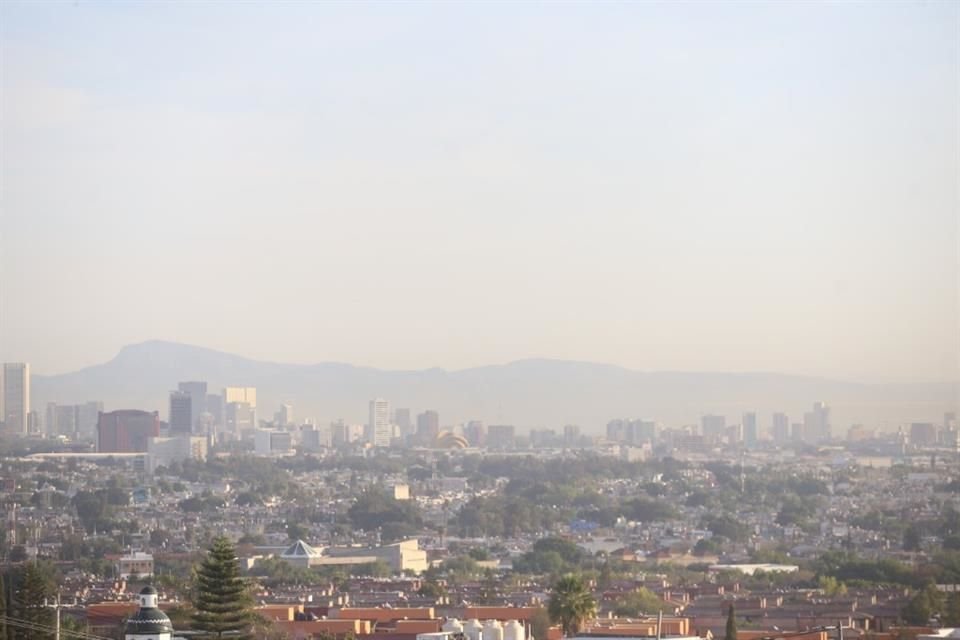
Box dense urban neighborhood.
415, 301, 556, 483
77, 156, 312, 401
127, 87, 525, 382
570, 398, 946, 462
1, 365, 959, 640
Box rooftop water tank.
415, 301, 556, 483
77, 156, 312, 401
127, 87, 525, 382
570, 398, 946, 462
465, 619, 484, 640
482, 619, 504, 640
443, 619, 465, 634
504, 620, 525, 640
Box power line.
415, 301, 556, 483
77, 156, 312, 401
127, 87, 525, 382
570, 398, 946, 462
0, 613, 114, 640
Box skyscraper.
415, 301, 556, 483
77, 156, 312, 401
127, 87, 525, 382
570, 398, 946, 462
701, 414, 726, 439
169, 391, 192, 435
369, 398, 391, 447
804, 401, 831, 442
177, 381, 208, 431
464, 420, 486, 447
742, 412, 758, 445
2, 363, 30, 435
771, 412, 790, 443
223, 387, 256, 433
225, 402, 255, 435
394, 408, 412, 436
276, 404, 294, 426
487, 424, 516, 449
416, 410, 440, 443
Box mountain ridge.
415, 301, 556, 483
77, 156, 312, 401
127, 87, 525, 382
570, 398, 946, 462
30, 340, 958, 432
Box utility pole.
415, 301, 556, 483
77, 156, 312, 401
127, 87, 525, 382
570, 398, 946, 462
55, 594, 61, 640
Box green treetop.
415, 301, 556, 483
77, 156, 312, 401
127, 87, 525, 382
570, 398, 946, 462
725, 604, 737, 640
191, 536, 256, 640
548, 574, 597, 637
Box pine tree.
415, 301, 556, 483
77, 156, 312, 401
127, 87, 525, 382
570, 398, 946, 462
11, 563, 54, 640
725, 604, 737, 640
191, 536, 255, 640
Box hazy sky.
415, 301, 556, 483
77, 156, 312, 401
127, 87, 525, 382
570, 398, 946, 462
1, 1, 957, 382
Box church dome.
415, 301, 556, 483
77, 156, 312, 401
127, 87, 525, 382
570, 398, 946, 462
125, 586, 174, 636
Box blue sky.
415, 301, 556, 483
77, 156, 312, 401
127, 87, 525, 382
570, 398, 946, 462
1, 1, 957, 382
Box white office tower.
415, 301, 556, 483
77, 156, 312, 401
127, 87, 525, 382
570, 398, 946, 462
2, 363, 30, 435
369, 398, 391, 447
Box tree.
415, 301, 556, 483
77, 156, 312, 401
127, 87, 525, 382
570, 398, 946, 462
817, 576, 847, 597
11, 562, 54, 640
191, 537, 255, 639
724, 604, 737, 640
901, 584, 943, 625
530, 608, 552, 640
417, 580, 447, 599
548, 574, 597, 637
944, 593, 960, 627
613, 588, 666, 617
903, 526, 922, 552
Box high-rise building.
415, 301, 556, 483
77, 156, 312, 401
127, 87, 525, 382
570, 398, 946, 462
205, 394, 223, 429
223, 387, 256, 434
530, 428, 558, 448
464, 420, 485, 447
369, 398, 391, 447
275, 404, 294, 427
563, 424, 581, 446
331, 419, 351, 447
791, 422, 805, 441
77, 401, 103, 438
701, 414, 726, 439
771, 412, 790, 443
627, 419, 657, 445
606, 419, 626, 443
910, 422, 938, 447
177, 381, 208, 431
168, 391, 192, 435
394, 408, 412, 436
97, 410, 160, 453
2, 363, 30, 435
225, 402, 255, 435
416, 410, 440, 443
726, 423, 744, 443
804, 401, 831, 442
147, 435, 208, 472
488, 425, 516, 449
254, 429, 293, 456
743, 412, 758, 445
46, 403, 76, 438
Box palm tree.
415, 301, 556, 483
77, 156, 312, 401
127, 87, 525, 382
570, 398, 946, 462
548, 574, 597, 637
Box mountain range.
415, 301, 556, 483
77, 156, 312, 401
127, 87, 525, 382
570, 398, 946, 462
30, 341, 958, 432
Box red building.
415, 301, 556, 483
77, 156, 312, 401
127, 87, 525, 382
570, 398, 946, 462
97, 410, 159, 453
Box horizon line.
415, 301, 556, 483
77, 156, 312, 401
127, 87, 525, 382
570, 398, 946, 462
22, 339, 960, 387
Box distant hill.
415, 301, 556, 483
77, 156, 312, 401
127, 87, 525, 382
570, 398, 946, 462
30, 340, 958, 433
